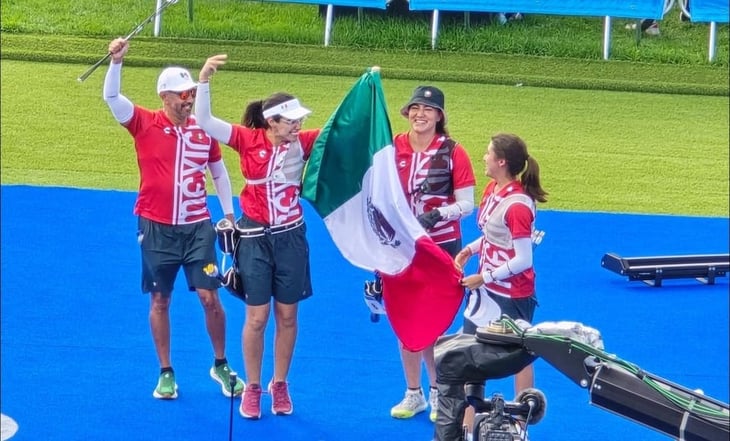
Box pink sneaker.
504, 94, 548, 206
239, 384, 262, 419
268, 381, 293, 415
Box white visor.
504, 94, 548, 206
262, 98, 312, 120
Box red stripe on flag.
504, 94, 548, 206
381, 237, 464, 352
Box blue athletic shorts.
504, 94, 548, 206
137, 216, 220, 295
235, 215, 313, 306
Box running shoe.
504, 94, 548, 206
390, 388, 427, 419
153, 371, 178, 400
210, 363, 244, 397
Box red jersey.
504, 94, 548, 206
124, 106, 222, 225
394, 133, 476, 244
227, 126, 321, 226
476, 180, 535, 298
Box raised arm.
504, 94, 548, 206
194, 54, 233, 144
103, 38, 134, 124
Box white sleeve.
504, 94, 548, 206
208, 159, 234, 216
466, 237, 482, 256
437, 186, 475, 221
195, 82, 233, 144
103, 62, 134, 124
488, 237, 533, 281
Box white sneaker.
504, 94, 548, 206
625, 21, 660, 35
645, 23, 660, 36
428, 387, 438, 422
390, 388, 427, 418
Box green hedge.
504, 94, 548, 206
2, 33, 728, 96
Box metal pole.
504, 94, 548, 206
154, 0, 163, 37
324, 4, 334, 47
431, 9, 440, 50
602, 16, 611, 60
709, 21, 717, 62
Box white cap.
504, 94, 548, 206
262, 98, 312, 120
156, 67, 197, 94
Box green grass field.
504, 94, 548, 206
2, 59, 727, 216
1, 0, 728, 217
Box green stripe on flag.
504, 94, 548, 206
302, 68, 393, 218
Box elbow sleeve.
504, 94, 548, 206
103, 62, 134, 124
209, 160, 234, 215
491, 238, 533, 280
194, 82, 233, 143
437, 186, 475, 221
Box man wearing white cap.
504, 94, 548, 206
194, 54, 320, 420
102, 39, 244, 400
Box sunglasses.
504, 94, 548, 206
279, 116, 305, 126
174, 89, 197, 100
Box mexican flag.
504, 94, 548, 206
302, 68, 463, 352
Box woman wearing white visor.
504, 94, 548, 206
195, 54, 321, 420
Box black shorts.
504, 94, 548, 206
436, 238, 462, 258
463, 290, 538, 335
235, 216, 313, 306
137, 217, 220, 295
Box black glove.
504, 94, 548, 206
363, 278, 386, 315
417, 209, 443, 229
222, 268, 246, 302
215, 218, 238, 254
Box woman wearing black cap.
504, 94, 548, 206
387, 85, 476, 422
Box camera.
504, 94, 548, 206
472, 394, 523, 441
466, 384, 546, 441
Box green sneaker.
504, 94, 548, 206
153, 371, 178, 400
210, 363, 244, 397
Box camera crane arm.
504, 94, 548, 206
476, 318, 730, 441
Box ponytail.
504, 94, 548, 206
242, 100, 266, 128
241, 92, 298, 129
490, 133, 548, 203
521, 155, 548, 203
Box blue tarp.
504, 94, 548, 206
408, 0, 666, 19
691, 0, 729, 22
266, 0, 387, 8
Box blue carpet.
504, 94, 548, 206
1, 185, 728, 441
